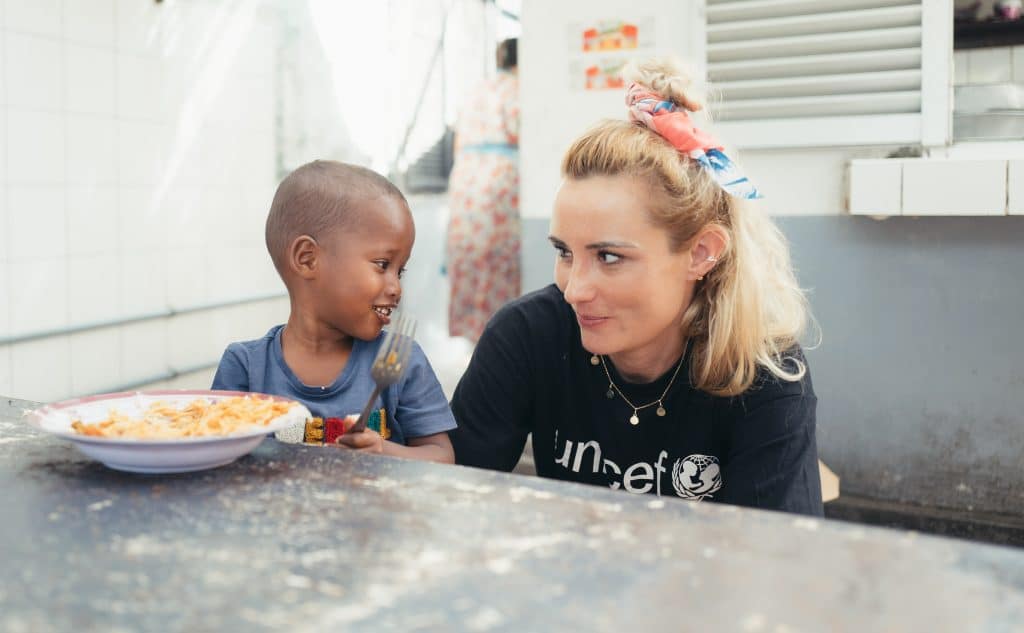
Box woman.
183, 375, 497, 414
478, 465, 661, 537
450, 58, 822, 515
445, 38, 521, 343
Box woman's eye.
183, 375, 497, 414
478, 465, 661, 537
554, 246, 571, 260
598, 251, 622, 264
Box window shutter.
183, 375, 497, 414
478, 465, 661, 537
705, 0, 952, 149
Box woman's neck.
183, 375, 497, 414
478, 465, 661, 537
608, 331, 687, 384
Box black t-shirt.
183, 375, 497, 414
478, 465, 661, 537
450, 284, 823, 516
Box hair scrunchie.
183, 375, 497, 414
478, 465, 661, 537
626, 82, 761, 199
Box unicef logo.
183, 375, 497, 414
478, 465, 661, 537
671, 454, 722, 500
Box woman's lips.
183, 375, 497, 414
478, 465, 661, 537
576, 314, 608, 329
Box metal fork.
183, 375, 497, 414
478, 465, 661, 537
346, 313, 417, 434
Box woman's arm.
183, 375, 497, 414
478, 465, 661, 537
450, 303, 535, 471
717, 368, 823, 516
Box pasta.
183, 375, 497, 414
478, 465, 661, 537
70, 396, 295, 439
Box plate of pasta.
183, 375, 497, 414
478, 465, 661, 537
25, 390, 311, 474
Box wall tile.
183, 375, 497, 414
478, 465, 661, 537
7, 110, 65, 184
966, 47, 1013, 84
116, 120, 165, 186
116, 53, 161, 120
69, 328, 119, 396
67, 254, 120, 325
7, 186, 65, 259
166, 311, 214, 370
65, 44, 115, 114
0, 346, 12, 396
902, 159, 1007, 216
119, 320, 166, 384
10, 336, 71, 403
119, 252, 166, 316
114, 0, 163, 56
5, 33, 61, 109
0, 185, 7, 261
205, 245, 244, 303
166, 247, 206, 308
8, 257, 68, 335
851, 158, 901, 216
954, 50, 969, 86
5, 0, 61, 37
1009, 160, 1024, 215
163, 187, 203, 248
1014, 46, 1024, 83
0, 252, 9, 337
63, 0, 115, 47
66, 114, 117, 185
67, 185, 117, 256
117, 186, 166, 253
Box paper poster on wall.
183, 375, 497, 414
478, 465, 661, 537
570, 58, 627, 91
567, 18, 656, 91
573, 19, 655, 53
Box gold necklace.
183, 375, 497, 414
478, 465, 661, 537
595, 342, 688, 426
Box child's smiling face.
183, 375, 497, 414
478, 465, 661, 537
313, 194, 415, 341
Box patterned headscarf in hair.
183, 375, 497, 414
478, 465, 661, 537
626, 82, 761, 199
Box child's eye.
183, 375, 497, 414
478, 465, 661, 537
597, 251, 622, 264
398, 267, 407, 279
374, 260, 389, 271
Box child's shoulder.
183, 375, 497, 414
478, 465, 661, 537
224, 325, 283, 357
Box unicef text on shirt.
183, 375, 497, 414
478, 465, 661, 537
554, 437, 722, 500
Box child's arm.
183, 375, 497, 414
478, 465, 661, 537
337, 430, 454, 464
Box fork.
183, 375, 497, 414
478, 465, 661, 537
346, 313, 417, 434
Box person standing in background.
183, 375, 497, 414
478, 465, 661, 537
445, 38, 521, 343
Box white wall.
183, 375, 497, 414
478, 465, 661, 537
0, 1, 299, 402
519, 0, 702, 220
0, 0, 492, 404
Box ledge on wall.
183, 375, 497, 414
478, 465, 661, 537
848, 156, 1024, 217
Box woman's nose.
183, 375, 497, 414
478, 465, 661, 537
562, 263, 595, 304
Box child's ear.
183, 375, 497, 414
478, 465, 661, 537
289, 235, 319, 279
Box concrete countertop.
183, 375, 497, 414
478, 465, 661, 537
3, 395, 1024, 632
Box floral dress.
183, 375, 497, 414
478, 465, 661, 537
445, 71, 521, 343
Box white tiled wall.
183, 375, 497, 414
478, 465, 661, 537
0, 1, 323, 402
1, 0, 486, 403
954, 45, 1024, 86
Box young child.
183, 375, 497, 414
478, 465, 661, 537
212, 160, 456, 463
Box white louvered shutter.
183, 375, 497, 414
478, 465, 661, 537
704, 0, 952, 149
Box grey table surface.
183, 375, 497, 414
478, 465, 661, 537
3, 395, 1024, 632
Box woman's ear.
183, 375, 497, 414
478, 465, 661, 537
687, 225, 729, 281
289, 235, 319, 279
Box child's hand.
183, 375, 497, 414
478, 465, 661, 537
335, 428, 384, 454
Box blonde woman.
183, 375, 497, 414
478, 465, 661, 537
450, 58, 822, 515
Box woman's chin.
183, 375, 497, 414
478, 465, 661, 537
580, 333, 614, 357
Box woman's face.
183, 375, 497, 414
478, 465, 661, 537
549, 174, 693, 359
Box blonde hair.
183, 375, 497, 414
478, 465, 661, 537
562, 58, 812, 397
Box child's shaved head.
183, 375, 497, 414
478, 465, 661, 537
265, 160, 406, 276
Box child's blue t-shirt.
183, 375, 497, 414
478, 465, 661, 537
211, 325, 456, 444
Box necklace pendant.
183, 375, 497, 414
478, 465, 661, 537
606, 387, 615, 399
629, 413, 639, 426
656, 405, 666, 417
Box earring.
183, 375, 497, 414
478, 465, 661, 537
590, 354, 600, 366
697, 275, 704, 281
706, 256, 717, 262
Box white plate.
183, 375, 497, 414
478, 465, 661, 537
25, 390, 311, 474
